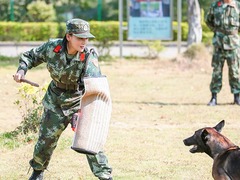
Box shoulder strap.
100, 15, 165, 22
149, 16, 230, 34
77, 48, 93, 87
82, 48, 94, 75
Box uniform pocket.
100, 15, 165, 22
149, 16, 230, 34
229, 17, 238, 26
223, 35, 239, 50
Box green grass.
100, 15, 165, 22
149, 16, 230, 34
0, 55, 19, 67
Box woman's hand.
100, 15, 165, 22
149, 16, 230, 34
13, 69, 25, 83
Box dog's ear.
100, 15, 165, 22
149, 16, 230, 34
214, 120, 225, 132
201, 129, 209, 143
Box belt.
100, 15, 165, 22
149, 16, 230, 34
216, 29, 238, 35
53, 80, 78, 91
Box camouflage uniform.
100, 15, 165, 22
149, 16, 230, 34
205, 0, 240, 100
17, 19, 112, 180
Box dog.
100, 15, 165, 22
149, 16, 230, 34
183, 120, 240, 180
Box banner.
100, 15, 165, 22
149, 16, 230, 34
128, 0, 172, 40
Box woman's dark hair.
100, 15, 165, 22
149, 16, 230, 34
62, 34, 73, 52
62, 34, 68, 52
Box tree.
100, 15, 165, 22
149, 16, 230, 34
0, 0, 9, 21
27, 0, 56, 22
187, 0, 202, 46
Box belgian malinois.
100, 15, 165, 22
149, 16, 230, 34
183, 120, 240, 180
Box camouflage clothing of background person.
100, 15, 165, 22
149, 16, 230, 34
13, 19, 112, 180
205, 0, 240, 106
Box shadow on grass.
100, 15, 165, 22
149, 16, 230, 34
114, 100, 235, 106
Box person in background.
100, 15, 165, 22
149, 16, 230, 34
130, 0, 141, 17
13, 18, 113, 180
205, 0, 240, 106
162, 0, 170, 17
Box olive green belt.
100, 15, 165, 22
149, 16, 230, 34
53, 80, 78, 91
216, 29, 238, 35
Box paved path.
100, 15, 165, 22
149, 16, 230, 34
0, 41, 187, 59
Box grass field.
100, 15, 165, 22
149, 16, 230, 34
1, 55, 240, 180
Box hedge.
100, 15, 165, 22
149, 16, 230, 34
0, 21, 212, 43
0, 22, 59, 41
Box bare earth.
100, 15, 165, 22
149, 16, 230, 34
1, 56, 240, 180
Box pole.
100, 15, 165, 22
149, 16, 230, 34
10, 0, 15, 21
98, 0, 102, 21
177, 0, 182, 54
119, 0, 123, 59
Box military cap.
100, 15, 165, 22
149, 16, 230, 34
66, 18, 95, 38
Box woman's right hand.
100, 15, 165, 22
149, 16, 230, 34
13, 69, 25, 83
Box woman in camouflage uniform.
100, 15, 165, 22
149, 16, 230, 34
13, 19, 112, 180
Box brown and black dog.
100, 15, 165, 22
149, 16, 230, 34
183, 120, 240, 180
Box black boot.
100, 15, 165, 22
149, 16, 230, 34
29, 170, 44, 180
234, 93, 240, 105
99, 177, 113, 180
207, 93, 217, 106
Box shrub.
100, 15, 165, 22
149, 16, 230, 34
14, 83, 47, 135
183, 43, 211, 61
139, 40, 164, 59
0, 22, 59, 41
27, 1, 56, 22
0, 83, 48, 149
0, 21, 212, 55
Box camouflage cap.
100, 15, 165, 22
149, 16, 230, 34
66, 18, 95, 39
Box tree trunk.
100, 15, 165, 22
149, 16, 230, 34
187, 0, 202, 46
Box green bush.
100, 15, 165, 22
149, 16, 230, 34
172, 21, 189, 42
0, 22, 59, 41
139, 40, 164, 59
14, 83, 47, 135
27, 1, 56, 22
0, 83, 47, 149
21, 23, 60, 41
91, 21, 119, 41
0, 22, 22, 41
0, 21, 212, 44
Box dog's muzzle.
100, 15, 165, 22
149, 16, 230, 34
183, 136, 199, 153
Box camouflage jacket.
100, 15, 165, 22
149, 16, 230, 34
17, 38, 102, 116
17, 38, 101, 86
205, 0, 240, 50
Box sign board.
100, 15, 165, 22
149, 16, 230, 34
128, 0, 172, 40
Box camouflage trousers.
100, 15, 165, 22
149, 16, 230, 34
29, 82, 112, 179
210, 47, 240, 94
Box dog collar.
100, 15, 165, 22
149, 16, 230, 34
227, 146, 239, 151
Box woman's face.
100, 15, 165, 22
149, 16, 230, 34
66, 34, 89, 54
